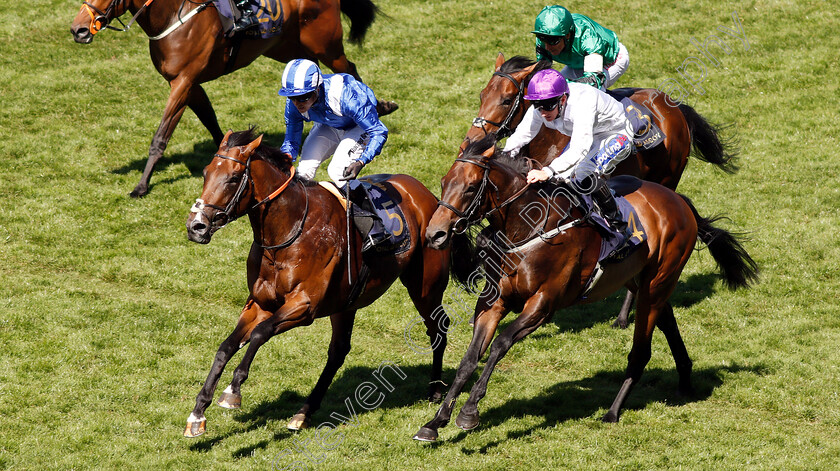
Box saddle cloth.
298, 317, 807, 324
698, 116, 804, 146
606, 89, 666, 150
213, 0, 284, 38
584, 176, 648, 262
320, 177, 411, 255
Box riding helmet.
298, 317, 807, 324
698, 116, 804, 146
278, 59, 323, 97
524, 69, 569, 101
532, 5, 573, 37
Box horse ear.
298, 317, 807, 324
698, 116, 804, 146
243, 134, 264, 155
495, 52, 505, 71
220, 129, 234, 148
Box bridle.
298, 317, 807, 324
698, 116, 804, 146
190, 149, 306, 249
78, 0, 148, 34
471, 71, 526, 140
437, 156, 531, 234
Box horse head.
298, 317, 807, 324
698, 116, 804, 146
460, 54, 551, 155
71, 0, 130, 43
186, 130, 264, 244
429, 134, 528, 249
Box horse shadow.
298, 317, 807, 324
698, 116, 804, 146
187, 362, 455, 454
530, 272, 722, 337
447, 362, 768, 452
112, 131, 289, 193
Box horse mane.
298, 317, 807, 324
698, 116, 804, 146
500, 55, 554, 80
228, 127, 296, 174
462, 133, 533, 176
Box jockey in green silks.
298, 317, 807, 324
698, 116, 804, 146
533, 5, 630, 90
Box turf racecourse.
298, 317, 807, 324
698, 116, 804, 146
1, 0, 839, 469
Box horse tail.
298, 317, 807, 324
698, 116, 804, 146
340, 0, 380, 45
679, 194, 759, 290
677, 103, 740, 174
448, 231, 478, 291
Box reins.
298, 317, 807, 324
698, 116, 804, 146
78, 0, 211, 40
438, 156, 587, 251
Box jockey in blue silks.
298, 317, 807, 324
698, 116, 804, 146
279, 59, 388, 185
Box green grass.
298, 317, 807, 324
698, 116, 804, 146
1, 0, 840, 469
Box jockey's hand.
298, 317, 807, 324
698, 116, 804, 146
526, 168, 552, 184
575, 72, 605, 89
340, 160, 364, 181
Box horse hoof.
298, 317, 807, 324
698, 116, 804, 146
217, 391, 241, 409
611, 319, 629, 329
287, 413, 311, 431
602, 411, 619, 423
412, 427, 438, 442
455, 409, 479, 431
184, 417, 206, 438
129, 186, 148, 198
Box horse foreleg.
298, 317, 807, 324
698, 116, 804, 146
288, 310, 357, 431
456, 297, 551, 431
612, 290, 635, 329
413, 301, 506, 442
184, 299, 271, 437
401, 246, 450, 402
131, 77, 191, 198
187, 84, 225, 145
224, 300, 312, 412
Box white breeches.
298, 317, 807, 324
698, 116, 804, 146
296, 123, 368, 184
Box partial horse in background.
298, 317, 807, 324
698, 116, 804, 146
71, 0, 397, 197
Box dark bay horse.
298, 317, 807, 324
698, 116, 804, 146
71, 0, 396, 198
183, 129, 467, 437
465, 54, 739, 328
413, 136, 757, 441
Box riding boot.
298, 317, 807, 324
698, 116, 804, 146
591, 177, 628, 236
231, 0, 259, 32
362, 218, 390, 253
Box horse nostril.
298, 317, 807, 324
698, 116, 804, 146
71, 27, 93, 43
191, 221, 207, 233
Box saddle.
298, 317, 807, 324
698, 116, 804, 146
212, 0, 284, 38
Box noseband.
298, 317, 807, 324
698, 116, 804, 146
190, 151, 302, 248
437, 157, 533, 234
78, 0, 156, 34
471, 71, 526, 140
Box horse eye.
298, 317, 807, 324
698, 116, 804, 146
501, 98, 512, 106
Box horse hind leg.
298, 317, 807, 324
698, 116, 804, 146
612, 290, 635, 329
655, 302, 694, 396
187, 84, 225, 145
288, 310, 357, 431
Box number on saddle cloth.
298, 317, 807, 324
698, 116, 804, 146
618, 97, 665, 150
347, 179, 410, 254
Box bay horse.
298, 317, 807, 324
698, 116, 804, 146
71, 0, 396, 198
413, 135, 757, 441
182, 128, 469, 437
465, 53, 739, 328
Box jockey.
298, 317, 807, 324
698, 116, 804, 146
278, 59, 388, 185
502, 69, 634, 237
229, 0, 258, 33
532, 5, 629, 90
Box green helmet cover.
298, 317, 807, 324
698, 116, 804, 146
532, 5, 573, 37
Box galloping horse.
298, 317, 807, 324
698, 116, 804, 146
465, 54, 739, 328
183, 128, 467, 437
413, 136, 757, 441
71, 0, 396, 197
